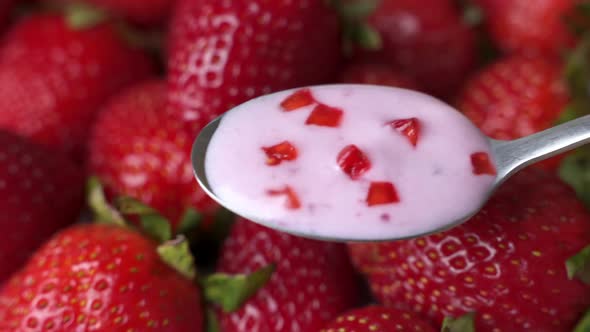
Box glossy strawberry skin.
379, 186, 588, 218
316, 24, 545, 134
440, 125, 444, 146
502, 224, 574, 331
319, 306, 436, 332
349, 169, 590, 332
0, 14, 154, 162
167, 0, 342, 123
216, 218, 362, 332
0, 131, 83, 283
457, 56, 569, 170
361, 0, 477, 99
43, 0, 174, 25
339, 63, 419, 90
480, 0, 578, 56
0, 224, 203, 331
88, 80, 218, 228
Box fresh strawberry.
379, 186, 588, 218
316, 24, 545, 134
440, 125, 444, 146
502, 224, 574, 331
357, 0, 477, 99
319, 306, 436, 332
0, 13, 154, 162
43, 0, 174, 25
479, 0, 580, 56
214, 218, 361, 332
88, 80, 218, 229
0, 130, 83, 283
167, 0, 342, 123
456, 55, 570, 170
348, 168, 590, 332
339, 63, 419, 90
0, 223, 203, 331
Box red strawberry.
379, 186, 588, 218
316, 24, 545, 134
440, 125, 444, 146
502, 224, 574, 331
167, 0, 342, 123
214, 218, 361, 332
480, 0, 580, 56
456, 55, 569, 170
359, 0, 477, 99
43, 0, 174, 25
348, 168, 590, 332
339, 63, 419, 90
0, 223, 203, 331
319, 306, 436, 332
88, 80, 217, 228
0, 13, 154, 162
0, 130, 83, 283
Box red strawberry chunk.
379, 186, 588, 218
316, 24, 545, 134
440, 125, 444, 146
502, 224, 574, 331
305, 104, 344, 127
366, 182, 400, 206
337, 145, 371, 179
280, 89, 316, 111
262, 141, 298, 166
471, 152, 497, 176
267, 186, 302, 210
387, 118, 421, 147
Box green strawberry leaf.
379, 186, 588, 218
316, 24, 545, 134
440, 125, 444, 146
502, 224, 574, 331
203, 264, 275, 312
573, 309, 590, 332
86, 176, 126, 226
559, 147, 590, 208
116, 196, 172, 242
65, 3, 108, 30
330, 0, 380, 21
565, 35, 590, 102
566, 245, 590, 285
206, 309, 221, 332
441, 312, 476, 332
157, 235, 197, 280
176, 208, 203, 236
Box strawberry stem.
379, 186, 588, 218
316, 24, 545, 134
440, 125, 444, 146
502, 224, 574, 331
441, 312, 476, 332
566, 244, 590, 284
206, 309, 221, 332
86, 176, 126, 226
573, 309, 590, 332
65, 3, 108, 30
157, 235, 197, 280
202, 264, 276, 312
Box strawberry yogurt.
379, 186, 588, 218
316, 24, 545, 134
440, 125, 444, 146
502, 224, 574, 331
204, 85, 497, 240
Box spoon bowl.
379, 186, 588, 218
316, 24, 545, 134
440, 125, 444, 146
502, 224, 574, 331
192, 85, 590, 242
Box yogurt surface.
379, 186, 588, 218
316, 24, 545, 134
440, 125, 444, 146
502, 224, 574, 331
204, 85, 497, 240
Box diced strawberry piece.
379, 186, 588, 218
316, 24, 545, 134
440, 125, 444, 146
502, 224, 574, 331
366, 182, 400, 206
267, 186, 302, 210
305, 104, 344, 127
387, 118, 421, 147
337, 145, 371, 180
280, 89, 316, 111
262, 141, 298, 166
471, 152, 497, 176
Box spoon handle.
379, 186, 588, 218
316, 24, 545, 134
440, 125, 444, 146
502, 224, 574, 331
491, 114, 590, 183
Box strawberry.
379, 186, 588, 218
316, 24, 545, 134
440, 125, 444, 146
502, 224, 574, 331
319, 306, 436, 332
348, 168, 590, 332
0, 13, 154, 162
479, 0, 581, 56
43, 0, 174, 25
339, 63, 419, 90
0, 130, 83, 283
167, 0, 342, 123
213, 218, 362, 332
357, 0, 477, 99
88, 80, 218, 228
456, 55, 570, 170
0, 223, 203, 331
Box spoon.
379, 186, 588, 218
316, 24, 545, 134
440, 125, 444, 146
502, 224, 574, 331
191, 85, 590, 242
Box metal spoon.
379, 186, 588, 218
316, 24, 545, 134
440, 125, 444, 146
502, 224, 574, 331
191, 91, 590, 243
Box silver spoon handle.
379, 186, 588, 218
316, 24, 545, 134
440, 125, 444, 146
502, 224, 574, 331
491, 114, 590, 183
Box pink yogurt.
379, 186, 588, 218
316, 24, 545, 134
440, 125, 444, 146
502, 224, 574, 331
204, 85, 497, 241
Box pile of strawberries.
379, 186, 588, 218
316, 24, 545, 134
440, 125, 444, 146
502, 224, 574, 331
0, 0, 589, 331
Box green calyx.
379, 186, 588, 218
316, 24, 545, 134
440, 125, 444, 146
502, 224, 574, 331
87, 176, 126, 226
65, 3, 109, 30
176, 208, 203, 236
441, 312, 476, 332
566, 245, 590, 285
327, 0, 382, 53
157, 235, 197, 280
116, 196, 173, 243
559, 147, 590, 208
202, 264, 276, 312
573, 309, 590, 332
206, 309, 221, 332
